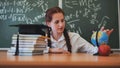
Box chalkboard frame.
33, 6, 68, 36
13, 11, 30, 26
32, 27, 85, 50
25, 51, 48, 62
118, 0, 120, 50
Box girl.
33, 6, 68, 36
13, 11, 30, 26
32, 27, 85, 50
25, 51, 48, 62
45, 7, 113, 54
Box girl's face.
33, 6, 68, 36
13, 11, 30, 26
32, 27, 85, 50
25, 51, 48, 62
47, 13, 65, 35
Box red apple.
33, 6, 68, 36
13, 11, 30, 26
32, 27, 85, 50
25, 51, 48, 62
98, 44, 111, 56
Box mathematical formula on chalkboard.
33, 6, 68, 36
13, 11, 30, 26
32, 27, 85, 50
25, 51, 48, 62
0, 0, 57, 24
62, 0, 119, 49
63, 0, 111, 34
0, 0, 58, 48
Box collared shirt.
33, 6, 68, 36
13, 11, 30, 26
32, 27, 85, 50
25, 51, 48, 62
44, 32, 98, 54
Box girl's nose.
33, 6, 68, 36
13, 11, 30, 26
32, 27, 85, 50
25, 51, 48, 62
58, 22, 63, 27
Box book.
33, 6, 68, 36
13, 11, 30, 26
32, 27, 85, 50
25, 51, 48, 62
7, 46, 49, 54
12, 34, 49, 40
8, 46, 46, 52
13, 34, 42, 37
12, 39, 47, 45
7, 51, 43, 56
7, 46, 44, 56
13, 44, 47, 48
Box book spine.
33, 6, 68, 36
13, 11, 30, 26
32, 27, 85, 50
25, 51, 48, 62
9, 47, 46, 52
13, 34, 42, 37
13, 44, 47, 48
12, 40, 46, 45
8, 47, 46, 52
7, 52, 43, 56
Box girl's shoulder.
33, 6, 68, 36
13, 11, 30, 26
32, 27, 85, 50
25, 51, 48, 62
68, 32, 81, 38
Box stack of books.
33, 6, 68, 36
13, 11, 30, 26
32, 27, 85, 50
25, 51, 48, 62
7, 34, 48, 56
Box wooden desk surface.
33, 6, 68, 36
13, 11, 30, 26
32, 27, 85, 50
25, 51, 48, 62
0, 51, 120, 68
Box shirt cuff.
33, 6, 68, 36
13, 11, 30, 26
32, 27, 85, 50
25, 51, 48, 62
94, 46, 98, 54
43, 47, 49, 54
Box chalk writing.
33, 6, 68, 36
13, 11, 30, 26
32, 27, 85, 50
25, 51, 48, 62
98, 16, 110, 28
63, 0, 109, 35
0, 0, 49, 24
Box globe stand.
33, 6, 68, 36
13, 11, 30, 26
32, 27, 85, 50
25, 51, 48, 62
93, 31, 99, 56
93, 52, 99, 56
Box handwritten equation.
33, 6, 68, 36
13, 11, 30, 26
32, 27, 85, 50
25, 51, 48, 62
0, 0, 49, 24
63, 0, 110, 34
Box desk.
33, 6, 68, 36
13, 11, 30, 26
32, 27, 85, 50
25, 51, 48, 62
0, 51, 120, 68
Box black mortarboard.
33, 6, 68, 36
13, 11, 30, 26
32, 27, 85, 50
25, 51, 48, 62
10, 24, 49, 35
10, 24, 50, 56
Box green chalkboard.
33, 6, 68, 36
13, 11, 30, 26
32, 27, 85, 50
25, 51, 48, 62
62, 0, 119, 49
0, 0, 58, 48
0, 0, 119, 49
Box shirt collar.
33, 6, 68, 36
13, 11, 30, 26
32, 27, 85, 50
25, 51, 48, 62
51, 33, 65, 42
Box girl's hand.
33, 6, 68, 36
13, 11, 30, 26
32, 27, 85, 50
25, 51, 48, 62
49, 48, 70, 54
100, 26, 114, 36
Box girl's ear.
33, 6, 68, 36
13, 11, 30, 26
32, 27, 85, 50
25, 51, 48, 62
46, 22, 51, 27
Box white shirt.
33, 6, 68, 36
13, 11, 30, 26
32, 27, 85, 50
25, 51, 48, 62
44, 32, 98, 54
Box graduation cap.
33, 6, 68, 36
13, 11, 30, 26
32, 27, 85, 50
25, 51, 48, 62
10, 24, 49, 35
10, 24, 50, 56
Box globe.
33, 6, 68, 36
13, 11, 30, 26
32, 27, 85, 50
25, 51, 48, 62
91, 31, 109, 46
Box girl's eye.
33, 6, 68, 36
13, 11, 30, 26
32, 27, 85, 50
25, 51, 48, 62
55, 20, 59, 24
61, 19, 65, 22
